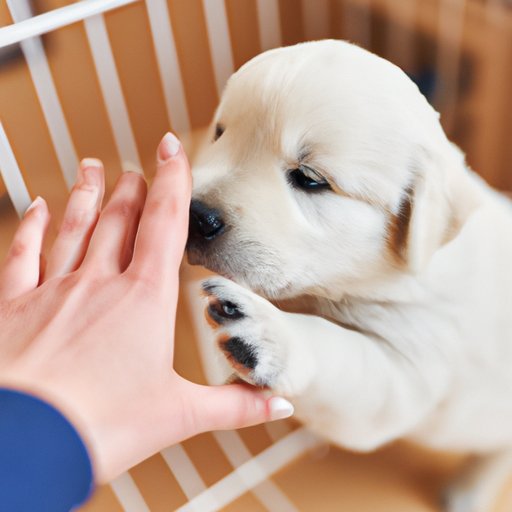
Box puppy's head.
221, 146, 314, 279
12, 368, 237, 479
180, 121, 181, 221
188, 40, 469, 300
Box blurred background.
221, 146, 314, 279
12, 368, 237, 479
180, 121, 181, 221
0, 1, 511, 511
1, 1, 512, 215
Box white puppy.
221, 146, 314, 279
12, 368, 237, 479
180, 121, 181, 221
187, 40, 512, 512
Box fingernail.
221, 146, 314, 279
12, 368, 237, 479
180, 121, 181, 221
24, 196, 45, 217
79, 158, 103, 186
268, 397, 294, 421
81, 158, 102, 169
122, 160, 143, 174
158, 132, 181, 162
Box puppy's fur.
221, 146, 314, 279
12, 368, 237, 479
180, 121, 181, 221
188, 40, 512, 511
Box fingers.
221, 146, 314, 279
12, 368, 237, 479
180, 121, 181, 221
184, 382, 294, 433
44, 159, 105, 281
129, 133, 191, 288
0, 197, 50, 300
82, 171, 147, 274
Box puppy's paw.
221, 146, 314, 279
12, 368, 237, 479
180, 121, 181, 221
202, 277, 289, 390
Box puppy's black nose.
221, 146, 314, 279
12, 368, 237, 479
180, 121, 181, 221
189, 200, 225, 240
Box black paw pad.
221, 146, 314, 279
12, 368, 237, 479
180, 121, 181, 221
207, 299, 244, 324
221, 337, 258, 370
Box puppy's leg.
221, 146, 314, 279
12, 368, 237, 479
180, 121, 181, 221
444, 451, 512, 512
202, 277, 316, 395
202, 276, 451, 451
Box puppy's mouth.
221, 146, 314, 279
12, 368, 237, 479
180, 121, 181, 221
186, 200, 293, 297
186, 235, 236, 281
186, 238, 292, 299
185, 245, 206, 267
186, 238, 241, 286
186, 245, 227, 274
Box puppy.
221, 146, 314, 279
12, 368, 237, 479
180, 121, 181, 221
187, 40, 512, 512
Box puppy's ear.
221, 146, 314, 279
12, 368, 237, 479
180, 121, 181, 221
406, 171, 452, 273
390, 148, 470, 273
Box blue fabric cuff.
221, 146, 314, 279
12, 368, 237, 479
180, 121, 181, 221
0, 388, 94, 512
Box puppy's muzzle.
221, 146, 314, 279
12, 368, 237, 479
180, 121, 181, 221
189, 199, 225, 241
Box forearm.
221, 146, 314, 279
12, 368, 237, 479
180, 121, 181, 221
287, 313, 451, 450
0, 388, 93, 511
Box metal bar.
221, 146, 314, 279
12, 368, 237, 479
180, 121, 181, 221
145, 0, 190, 136
160, 444, 210, 501
110, 473, 150, 512
0, 0, 140, 49
202, 0, 234, 99
7, 0, 79, 190
0, 122, 32, 218
84, 14, 142, 171
177, 428, 321, 512
256, 0, 282, 51
214, 430, 299, 512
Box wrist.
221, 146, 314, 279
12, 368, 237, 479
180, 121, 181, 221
0, 378, 103, 480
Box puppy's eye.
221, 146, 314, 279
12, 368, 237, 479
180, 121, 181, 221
213, 123, 225, 141
288, 165, 331, 192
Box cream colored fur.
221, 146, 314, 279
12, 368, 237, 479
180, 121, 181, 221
189, 40, 512, 512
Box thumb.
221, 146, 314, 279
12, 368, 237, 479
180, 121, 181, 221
186, 382, 294, 433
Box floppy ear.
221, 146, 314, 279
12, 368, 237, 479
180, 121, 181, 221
389, 147, 472, 273
406, 170, 453, 273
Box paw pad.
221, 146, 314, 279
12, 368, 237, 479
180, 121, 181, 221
207, 298, 245, 325
220, 336, 258, 370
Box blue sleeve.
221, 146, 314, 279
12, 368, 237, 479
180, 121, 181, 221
0, 388, 94, 512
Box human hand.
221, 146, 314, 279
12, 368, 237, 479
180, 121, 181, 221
0, 133, 293, 483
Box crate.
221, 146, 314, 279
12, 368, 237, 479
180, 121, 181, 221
1, 2, 511, 511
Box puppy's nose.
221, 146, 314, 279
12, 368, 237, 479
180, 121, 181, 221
189, 200, 225, 240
